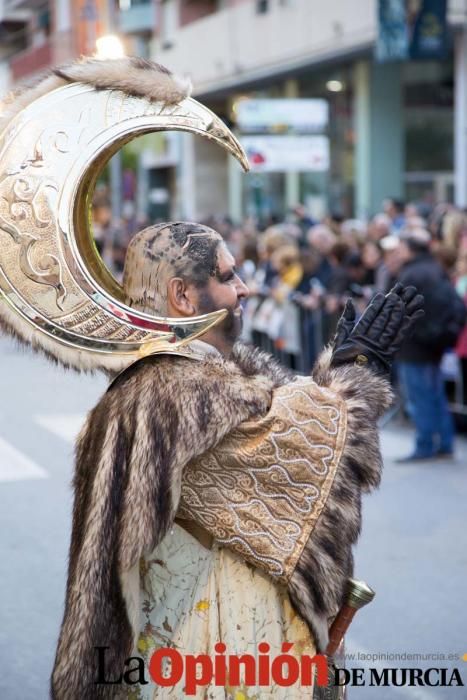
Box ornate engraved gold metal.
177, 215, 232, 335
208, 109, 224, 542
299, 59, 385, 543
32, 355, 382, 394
0, 80, 249, 372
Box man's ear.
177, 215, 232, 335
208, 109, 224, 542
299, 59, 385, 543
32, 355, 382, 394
167, 277, 196, 316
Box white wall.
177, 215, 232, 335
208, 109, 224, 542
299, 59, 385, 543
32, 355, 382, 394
155, 0, 467, 95
155, 0, 376, 94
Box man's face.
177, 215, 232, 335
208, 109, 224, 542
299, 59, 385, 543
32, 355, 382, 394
195, 243, 249, 347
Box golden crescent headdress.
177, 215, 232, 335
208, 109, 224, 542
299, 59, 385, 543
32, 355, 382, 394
0, 57, 249, 373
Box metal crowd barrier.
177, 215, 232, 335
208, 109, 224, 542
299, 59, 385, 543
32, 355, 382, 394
250, 305, 331, 375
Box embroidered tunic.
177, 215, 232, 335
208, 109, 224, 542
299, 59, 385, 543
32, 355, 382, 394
122, 525, 317, 699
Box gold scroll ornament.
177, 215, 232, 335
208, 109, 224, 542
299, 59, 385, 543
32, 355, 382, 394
0, 79, 249, 373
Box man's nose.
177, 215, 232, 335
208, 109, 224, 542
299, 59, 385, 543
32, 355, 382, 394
235, 274, 249, 300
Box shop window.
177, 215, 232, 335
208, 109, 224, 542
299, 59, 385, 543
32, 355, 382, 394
405, 111, 453, 172
298, 66, 354, 218
403, 61, 454, 172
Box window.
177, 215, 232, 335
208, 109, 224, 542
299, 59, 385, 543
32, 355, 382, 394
403, 61, 454, 172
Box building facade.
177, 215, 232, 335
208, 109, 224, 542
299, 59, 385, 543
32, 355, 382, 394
1, 0, 467, 224
153, 0, 467, 222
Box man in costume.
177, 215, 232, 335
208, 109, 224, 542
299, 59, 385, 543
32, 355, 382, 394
0, 57, 423, 699
51, 221, 422, 699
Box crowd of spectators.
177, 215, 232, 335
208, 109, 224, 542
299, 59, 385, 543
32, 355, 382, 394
93, 192, 467, 442
92, 183, 149, 279
214, 201, 465, 357
211, 198, 467, 449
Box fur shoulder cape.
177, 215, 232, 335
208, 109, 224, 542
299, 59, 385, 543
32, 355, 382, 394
51, 344, 392, 699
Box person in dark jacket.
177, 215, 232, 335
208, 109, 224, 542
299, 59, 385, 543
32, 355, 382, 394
396, 229, 459, 462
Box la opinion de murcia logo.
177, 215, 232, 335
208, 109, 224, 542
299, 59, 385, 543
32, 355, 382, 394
94, 645, 464, 694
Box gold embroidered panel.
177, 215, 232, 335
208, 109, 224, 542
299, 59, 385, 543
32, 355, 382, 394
177, 377, 348, 583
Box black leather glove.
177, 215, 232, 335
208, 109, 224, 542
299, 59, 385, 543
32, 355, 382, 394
330, 283, 424, 376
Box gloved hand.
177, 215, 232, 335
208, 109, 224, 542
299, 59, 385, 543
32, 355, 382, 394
330, 284, 424, 375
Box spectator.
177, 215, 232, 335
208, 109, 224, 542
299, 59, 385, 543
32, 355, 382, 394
292, 250, 327, 369
362, 240, 384, 289
339, 251, 374, 314
253, 226, 290, 292
270, 245, 303, 304
237, 237, 259, 286
428, 202, 452, 240
341, 219, 366, 251
250, 245, 303, 361
443, 209, 467, 252
294, 248, 324, 299
307, 224, 337, 288
92, 204, 112, 255
405, 215, 427, 232
327, 241, 351, 296
368, 213, 391, 241
111, 242, 127, 280
404, 202, 420, 219
344, 251, 368, 285
281, 222, 303, 246
323, 212, 344, 237
379, 235, 403, 292
455, 251, 467, 413
396, 229, 466, 462
435, 246, 458, 278
292, 204, 315, 246
383, 197, 406, 234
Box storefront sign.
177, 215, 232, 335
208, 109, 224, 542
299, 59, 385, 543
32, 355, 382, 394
236, 99, 328, 133
241, 135, 330, 172
376, 0, 447, 62
410, 0, 447, 60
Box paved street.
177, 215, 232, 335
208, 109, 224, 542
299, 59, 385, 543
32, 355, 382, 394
0, 336, 466, 700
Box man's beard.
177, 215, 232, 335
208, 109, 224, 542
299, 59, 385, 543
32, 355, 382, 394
197, 289, 242, 345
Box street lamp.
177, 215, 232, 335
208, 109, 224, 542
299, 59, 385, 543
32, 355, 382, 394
95, 34, 125, 59
326, 79, 344, 93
